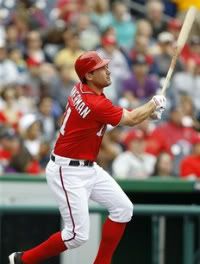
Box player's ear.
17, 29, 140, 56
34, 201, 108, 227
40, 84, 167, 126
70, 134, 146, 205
85, 71, 94, 81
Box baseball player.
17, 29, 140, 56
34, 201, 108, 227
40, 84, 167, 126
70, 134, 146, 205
9, 51, 166, 264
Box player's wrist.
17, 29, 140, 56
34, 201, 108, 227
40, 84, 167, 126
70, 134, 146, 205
151, 95, 167, 110
149, 99, 157, 111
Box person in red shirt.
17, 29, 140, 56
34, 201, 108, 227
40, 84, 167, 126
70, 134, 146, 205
0, 86, 22, 130
180, 135, 200, 178
181, 35, 200, 66
55, 0, 82, 23
147, 105, 199, 156
9, 51, 166, 264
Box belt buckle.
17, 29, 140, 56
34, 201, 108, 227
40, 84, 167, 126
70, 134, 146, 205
79, 160, 85, 166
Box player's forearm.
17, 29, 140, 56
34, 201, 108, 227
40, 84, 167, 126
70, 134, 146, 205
120, 100, 156, 126
128, 100, 156, 126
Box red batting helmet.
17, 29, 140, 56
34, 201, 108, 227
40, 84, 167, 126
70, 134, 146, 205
74, 51, 110, 81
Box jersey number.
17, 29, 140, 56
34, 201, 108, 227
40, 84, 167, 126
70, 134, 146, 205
60, 107, 71, 135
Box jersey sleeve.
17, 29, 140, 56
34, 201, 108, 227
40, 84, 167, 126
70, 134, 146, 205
92, 97, 123, 126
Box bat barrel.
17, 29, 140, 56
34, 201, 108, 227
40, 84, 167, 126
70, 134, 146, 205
161, 6, 197, 95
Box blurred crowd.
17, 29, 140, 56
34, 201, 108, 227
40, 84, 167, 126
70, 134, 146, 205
0, 0, 200, 179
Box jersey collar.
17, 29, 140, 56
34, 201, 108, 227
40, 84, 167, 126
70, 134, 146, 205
79, 83, 100, 95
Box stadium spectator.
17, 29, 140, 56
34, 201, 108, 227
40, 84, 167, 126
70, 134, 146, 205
122, 119, 157, 155
98, 126, 123, 173
53, 0, 80, 23
146, 0, 167, 39
76, 14, 100, 51
8, 47, 27, 74
24, 62, 56, 99
11, 5, 30, 42
38, 139, 52, 169
24, 30, 48, 67
0, 85, 22, 130
152, 152, 174, 177
90, 0, 113, 32
5, 23, 24, 51
42, 26, 64, 61
167, 18, 182, 41
111, 1, 136, 51
136, 19, 153, 40
0, 126, 18, 172
49, 64, 75, 110
27, 2, 48, 30
181, 35, 200, 67
148, 105, 199, 155
7, 141, 42, 174
36, 63, 59, 98
154, 31, 183, 77
180, 134, 200, 178
112, 129, 156, 179
37, 96, 56, 141
148, 105, 199, 174
179, 94, 196, 126
8, 47, 28, 85
129, 34, 156, 73
15, 83, 36, 114
0, 125, 41, 176
122, 54, 159, 106
19, 114, 42, 158
0, 39, 19, 86
54, 28, 83, 81
97, 34, 130, 102
172, 56, 200, 112
0, 21, 6, 44
195, 112, 200, 132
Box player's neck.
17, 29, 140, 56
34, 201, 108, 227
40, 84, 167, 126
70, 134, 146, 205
87, 82, 103, 95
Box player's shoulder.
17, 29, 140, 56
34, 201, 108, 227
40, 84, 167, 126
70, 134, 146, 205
80, 84, 111, 107
88, 94, 113, 112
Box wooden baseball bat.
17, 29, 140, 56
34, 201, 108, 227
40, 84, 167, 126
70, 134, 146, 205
161, 6, 197, 95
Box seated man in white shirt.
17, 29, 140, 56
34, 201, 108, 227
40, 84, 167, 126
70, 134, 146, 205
0, 39, 19, 86
112, 129, 156, 179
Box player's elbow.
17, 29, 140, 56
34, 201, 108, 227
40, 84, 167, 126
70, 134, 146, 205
119, 109, 139, 126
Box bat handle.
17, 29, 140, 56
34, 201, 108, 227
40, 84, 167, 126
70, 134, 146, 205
161, 49, 179, 96
161, 67, 174, 95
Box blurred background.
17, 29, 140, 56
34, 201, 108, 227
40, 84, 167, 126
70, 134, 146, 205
1, 0, 200, 263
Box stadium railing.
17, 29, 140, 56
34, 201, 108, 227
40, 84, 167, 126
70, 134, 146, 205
1, 175, 200, 264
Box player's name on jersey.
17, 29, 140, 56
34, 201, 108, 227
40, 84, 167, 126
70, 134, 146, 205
70, 87, 91, 118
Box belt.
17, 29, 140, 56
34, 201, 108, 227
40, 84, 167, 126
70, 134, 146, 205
50, 154, 93, 167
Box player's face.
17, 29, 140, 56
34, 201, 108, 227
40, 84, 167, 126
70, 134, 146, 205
90, 64, 111, 88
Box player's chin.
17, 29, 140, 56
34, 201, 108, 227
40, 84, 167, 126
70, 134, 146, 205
105, 79, 112, 87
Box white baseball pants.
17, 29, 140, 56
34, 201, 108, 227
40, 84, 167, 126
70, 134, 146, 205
46, 155, 133, 249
